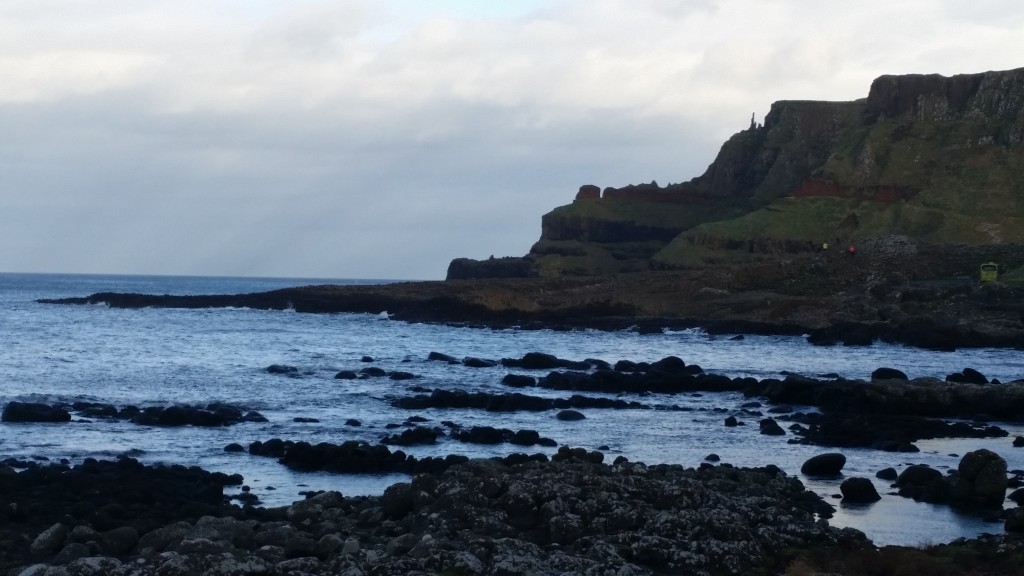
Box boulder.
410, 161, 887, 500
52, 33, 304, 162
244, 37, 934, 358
3, 402, 71, 423
840, 477, 881, 503
381, 427, 439, 446
953, 449, 1008, 506
801, 453, 847, 476
462, 357, 497, 368
724, 416, 739, 427
876, 467, 899, 481
501, 374, 537, 388
30, 523, 69, 557
556, 409, 586, 421
1015, 436, 1024, 448
871, 367, 908, 381
759, 418, 785, 436
265, 364, 298, 375
427, 352, 458, 363
334, 370, 358, 380
946, 368, 988, 384
1007, 508, 1024, 533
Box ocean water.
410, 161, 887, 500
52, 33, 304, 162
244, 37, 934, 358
2, 272, 1024, 547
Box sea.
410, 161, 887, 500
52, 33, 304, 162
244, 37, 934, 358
2, 272, 1024, 547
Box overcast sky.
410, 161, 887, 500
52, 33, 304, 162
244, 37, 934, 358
2, 1, 1022, 280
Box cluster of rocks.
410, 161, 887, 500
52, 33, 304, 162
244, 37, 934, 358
379, 423, 558, 448
892, 448, 1012, 508
247, 438, 472, 476
393, 389, 649, 413
10, 450, 871, 576
782, 412, 1008, 452
2, 401, 267, 427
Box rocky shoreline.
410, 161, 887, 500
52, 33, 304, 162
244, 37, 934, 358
3, 450, 871, 576
38, 265, 1024, 350
6, 349, 1024, 574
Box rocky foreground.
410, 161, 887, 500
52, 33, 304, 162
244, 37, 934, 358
3, 449, 870, 576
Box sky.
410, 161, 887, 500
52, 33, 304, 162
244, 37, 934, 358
2, 1, 1023, 280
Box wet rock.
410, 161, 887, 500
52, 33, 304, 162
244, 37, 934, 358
360, 356, 374, 362
30, 523, 69, 558
501, 374, 537, 388
876, 467, 899, 481
224, 443, 245, 453
947, 368, 988, 384
556, 409, 586, 421
334, 370, 358, 380
952, 449, 1008, 507
265, 364, 298, 374
427, 351, 458, 363
501, 352, 591, 370
840, 477, 881, 503
801, 453, 846, 476
3, 402, 71, 423
100, 526, 138, 555
871, 367, 908, 381
345, 419, 361, 427
759, 418, 785, 435
381, 427, 439, 446
462, 357, 497, 368
1007, 508, 1024, 532
389, 371, 416, 380
895, 464, 948, 503
359, 367, 387, 377
1014, 436, 1024, 448
724, 416, 739, 427
1009, 488, 1024, 506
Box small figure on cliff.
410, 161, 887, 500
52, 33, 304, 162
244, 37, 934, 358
848, 243, 856, 257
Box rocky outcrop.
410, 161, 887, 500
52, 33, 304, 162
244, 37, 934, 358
449, 67, 1024, 278
7, 453, 869, 576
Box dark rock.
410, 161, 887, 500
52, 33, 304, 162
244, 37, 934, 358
241, 411, 269, 423
1007, 508, 1024, 532
224, 443, 245, 453
952, 449, 1007, 507
840, 477, 881, 503
2, 402, 71, 423
876, 467, 899, 481
462, 357, 497, 368
705, 454, 720, 462
360, 367, 387, 377
724, 416, 738, 427
334, 370, 358, 380
1008, 488, 1024, 505
501, 352, 591, 370
389, 371, 416, 380
871, 367, 908, 381
360, 356, 374, 362
266, 364, 298, 374
381, 427, 439, 446
947, 368, 989, 384
1015, 436, 1024, 448
759, 418, 785, 436
293, 417, 320, 423
894, 464, 949, 503
501, 374, 537, 388
556, 409, 586, 421
427, 352, 458, 363
345, 419, 362, 427
453, 426, 508, 444
801, 453, 847, 476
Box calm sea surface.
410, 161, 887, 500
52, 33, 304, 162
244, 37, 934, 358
2, 272, 1023, 546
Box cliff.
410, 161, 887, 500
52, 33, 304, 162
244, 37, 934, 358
449, 67, 1024, 279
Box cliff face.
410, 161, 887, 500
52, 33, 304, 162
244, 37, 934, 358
449, 68, 1024, 279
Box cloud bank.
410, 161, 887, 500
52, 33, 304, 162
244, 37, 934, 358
2, 0, 1022, 279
